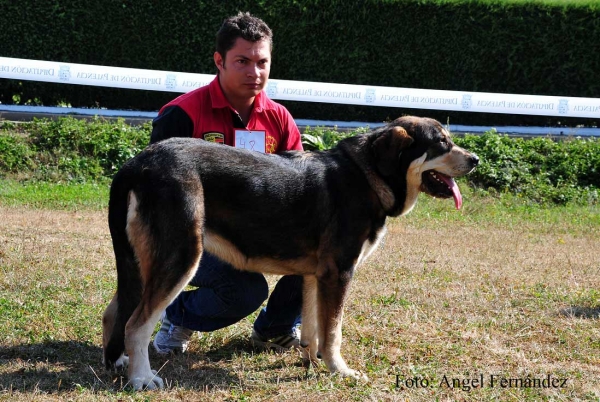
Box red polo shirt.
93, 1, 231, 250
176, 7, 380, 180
151, 76, 302, 153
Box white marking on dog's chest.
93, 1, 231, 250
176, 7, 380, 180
401, 153, 427, 216
356, 225, 387, 267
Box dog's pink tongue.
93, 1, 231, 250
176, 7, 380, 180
438, 173, 463, 210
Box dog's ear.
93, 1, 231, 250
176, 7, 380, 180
372, 126, 414, 176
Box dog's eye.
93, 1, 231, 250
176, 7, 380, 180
440, 137, 453, 146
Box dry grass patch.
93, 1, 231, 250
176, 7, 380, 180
0, 200, 598, 401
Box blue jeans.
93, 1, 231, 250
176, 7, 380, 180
165, 252, 303, 338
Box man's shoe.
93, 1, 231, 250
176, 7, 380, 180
251, 327, 300, 352
152, 315, 194, 355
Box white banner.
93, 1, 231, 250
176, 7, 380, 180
1, 57, 599, 118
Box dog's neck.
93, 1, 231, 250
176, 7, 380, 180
338, 139, 396, 214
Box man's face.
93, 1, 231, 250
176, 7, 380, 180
214, 38, 271, 102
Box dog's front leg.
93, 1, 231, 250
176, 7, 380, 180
316, 265, 368, 381
300, 275, 319, 365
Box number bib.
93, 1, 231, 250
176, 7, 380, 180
234, 130, 266, 153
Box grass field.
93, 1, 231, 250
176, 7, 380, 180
0, 182, 599, 401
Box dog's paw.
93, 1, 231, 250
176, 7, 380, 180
115, 354, 129, 369
103, 353, 129, 372
301, 343, 319, 367
337, 368, 369, 382
129, 371, 164, 391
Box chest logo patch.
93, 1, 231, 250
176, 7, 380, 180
266, 135, 277, 154
203, 132, 225, 144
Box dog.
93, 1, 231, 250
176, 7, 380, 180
102, 116, 479, 390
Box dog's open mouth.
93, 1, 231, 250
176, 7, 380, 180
421, 170, 463, 209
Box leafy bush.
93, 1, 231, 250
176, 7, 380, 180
302, 126, 369, 151
1, 118, 598, 205
0, 117, 150, 182
455, 131, 600, 205
0, 132, 35, 172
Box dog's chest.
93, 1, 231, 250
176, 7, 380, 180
356, 225, 387, 268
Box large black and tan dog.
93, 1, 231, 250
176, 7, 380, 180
102, 116, 479, 390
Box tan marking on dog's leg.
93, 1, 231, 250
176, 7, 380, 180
317, 298, 348, 374
301, 275, 319, 365
102, 292, 129, 368
102, 293, 117, 353
121, 193, 161, 389
125, 265, 202, 390
316, 267, 368, 381
125, 193, 153, 283
124, 192, 204, 390
125, 299, 165, 390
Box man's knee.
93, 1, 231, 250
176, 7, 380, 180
237, 273, 269, 314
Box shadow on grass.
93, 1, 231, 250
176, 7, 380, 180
559, 306, 600, 319
0, 338, 306, 395
201, 337, 310, 377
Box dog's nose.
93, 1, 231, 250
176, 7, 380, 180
470, 154, 480, 167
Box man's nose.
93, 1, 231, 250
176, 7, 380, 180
247, 63, 260, 77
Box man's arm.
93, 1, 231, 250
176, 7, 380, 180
280, 107, 303, 152
150, 105, 194, 144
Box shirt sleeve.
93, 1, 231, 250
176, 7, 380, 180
278, 107, 304, 152
150, 105, 194, 144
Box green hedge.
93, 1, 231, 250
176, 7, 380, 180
1, 0, 599, 126
456, 131, 600, 204
1, 117, 598, 205
0, 118, 149, 182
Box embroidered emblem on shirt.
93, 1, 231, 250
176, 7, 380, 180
266, 135, 277, 153
203, 132, 225, 144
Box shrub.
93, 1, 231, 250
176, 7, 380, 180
454, 131, 600, 205
0, 118, 598, 205
0, 117, 150, 182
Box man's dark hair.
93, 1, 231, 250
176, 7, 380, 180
216, 12, 273, 61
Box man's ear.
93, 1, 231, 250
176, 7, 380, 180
372, 126, 414, 176
214, 52, 224, 71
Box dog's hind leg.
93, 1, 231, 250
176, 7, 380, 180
102, 292, 129, 369
124, 268, 200, 390
300, 275, 319, 366
316, 263, 368, 381
124, 190, 204, 390
103, 177, 145, 371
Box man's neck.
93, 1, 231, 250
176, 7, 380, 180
229, 97, 254, 126
218, 76, 255, 126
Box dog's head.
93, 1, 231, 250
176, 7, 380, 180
371, 116, 479, 215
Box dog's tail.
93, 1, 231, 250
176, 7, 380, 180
103, 163, 143, 368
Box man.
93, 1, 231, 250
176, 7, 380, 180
151, 12, 303, 354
